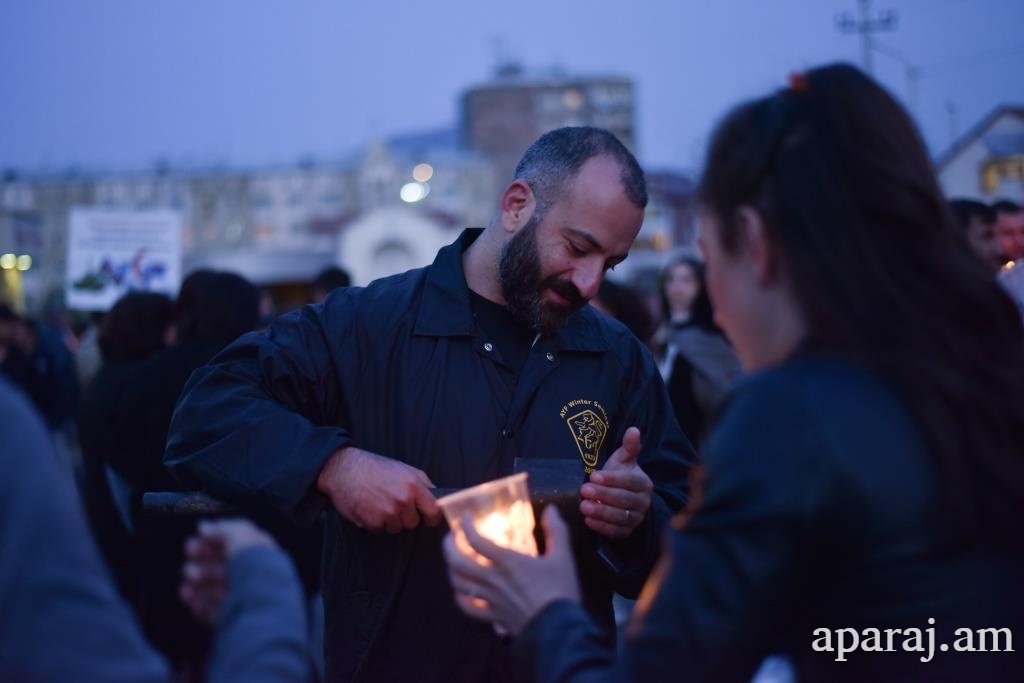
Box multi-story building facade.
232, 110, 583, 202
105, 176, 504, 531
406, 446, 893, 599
1, 65, 698, 313
461, 63, 636, 190
0, 136, 497, 310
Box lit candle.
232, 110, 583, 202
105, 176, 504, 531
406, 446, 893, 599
438, 474, 537, 634
475, 499, 537, 556
438, 473, 538, 562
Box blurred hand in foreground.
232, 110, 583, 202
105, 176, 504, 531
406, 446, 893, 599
443, 505, 581, 637
179, 518, 276, 626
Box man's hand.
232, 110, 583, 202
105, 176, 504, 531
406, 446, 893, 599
317, 446, 442, 533
579, 426, 653, 540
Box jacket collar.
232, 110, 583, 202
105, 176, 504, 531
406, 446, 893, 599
414, 228, 610, 352
413, 229, 480, 337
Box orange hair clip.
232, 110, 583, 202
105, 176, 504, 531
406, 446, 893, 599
788, 71, 809, 94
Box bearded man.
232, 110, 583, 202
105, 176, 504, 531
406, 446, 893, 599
165, 127, 694, 683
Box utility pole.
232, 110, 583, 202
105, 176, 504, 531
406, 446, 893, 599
836, 0, 898, 75
871, 41, 923, 119
944, 100, 960, 147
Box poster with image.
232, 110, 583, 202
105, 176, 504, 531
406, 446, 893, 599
66, 207, 182, 311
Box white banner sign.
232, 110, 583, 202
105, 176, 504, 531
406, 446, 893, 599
66, 207, 182, 311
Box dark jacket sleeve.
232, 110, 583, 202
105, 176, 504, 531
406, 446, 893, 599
519, 373, 833, 682
0, 380, 171, 683
165, 296, 358, 524
206, 546, 310, 683
599, 341, 696, 597
0, 379, 310, 683
516, 600, 618, 683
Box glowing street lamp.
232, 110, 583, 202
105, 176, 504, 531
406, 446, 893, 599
412, 163, 434, 183
399, 182, 430, 203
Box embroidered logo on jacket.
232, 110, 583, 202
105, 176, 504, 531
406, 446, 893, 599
560, 399, 610, 473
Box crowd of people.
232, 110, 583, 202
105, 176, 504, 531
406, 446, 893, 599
949, 197, 1024, 313
1, 269, 335, 680
1, 62, 1022, 682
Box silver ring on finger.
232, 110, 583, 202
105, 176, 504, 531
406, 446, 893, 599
624, 508, 632, 524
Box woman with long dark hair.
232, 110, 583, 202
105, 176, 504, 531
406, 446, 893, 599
659, 257, 713, 329
657, 257, 742, 448
442, 64, 1024, 682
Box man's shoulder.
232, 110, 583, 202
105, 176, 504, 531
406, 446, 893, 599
320, 266, 429, 324
575, 305, 657, 370
577, 305, 633, 342
713, 355, 916, 467
727, 356, 888, 413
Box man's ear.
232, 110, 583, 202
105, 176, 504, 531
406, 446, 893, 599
734, 206, 778, 286
500, 180, 536, 235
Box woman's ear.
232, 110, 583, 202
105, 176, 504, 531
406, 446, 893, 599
735, 206, 778, 286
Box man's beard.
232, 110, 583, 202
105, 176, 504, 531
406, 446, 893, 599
498, 216, 586, 335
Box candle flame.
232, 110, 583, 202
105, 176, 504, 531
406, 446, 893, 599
475, 500, 538, 556
450, 499, 538, 564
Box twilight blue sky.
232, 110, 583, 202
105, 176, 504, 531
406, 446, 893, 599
1, 0, 1022, 175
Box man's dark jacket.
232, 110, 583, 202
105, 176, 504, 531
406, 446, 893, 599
166, 229, 695, 682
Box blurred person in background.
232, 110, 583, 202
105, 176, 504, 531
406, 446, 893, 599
79, 291, 175, 604
16, 319, 62, 425
76, 311, 108, 389
0, 305, 73, 433
0, 303, 32, 398
310, 266, 351, 305
0, 376, 308, 683
113, 270, 324, 675
995, 200, 1024, 316
657, 257, 741, 449
113, 270, 262, 497
37, 296, 83, 435
659, 257, 702, 329
948, 199, 1003, 273
590, 278, 657, 348
443, 64, 1024, 683
993, 199, 1024, 264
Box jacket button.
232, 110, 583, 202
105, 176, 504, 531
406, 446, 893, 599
483, 342, 494, 352
545, 352, 555, 362
501, 428, 513, 439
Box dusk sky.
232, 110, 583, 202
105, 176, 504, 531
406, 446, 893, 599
1, 0, 1022, 176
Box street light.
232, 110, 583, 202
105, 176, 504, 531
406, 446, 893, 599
400, 182, 430, 203
412, 163, 434, 183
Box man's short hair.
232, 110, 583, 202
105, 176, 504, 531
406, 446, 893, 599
993, 199, 1022, 214
513, 127, 647, 220
949, 199, 996, 231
